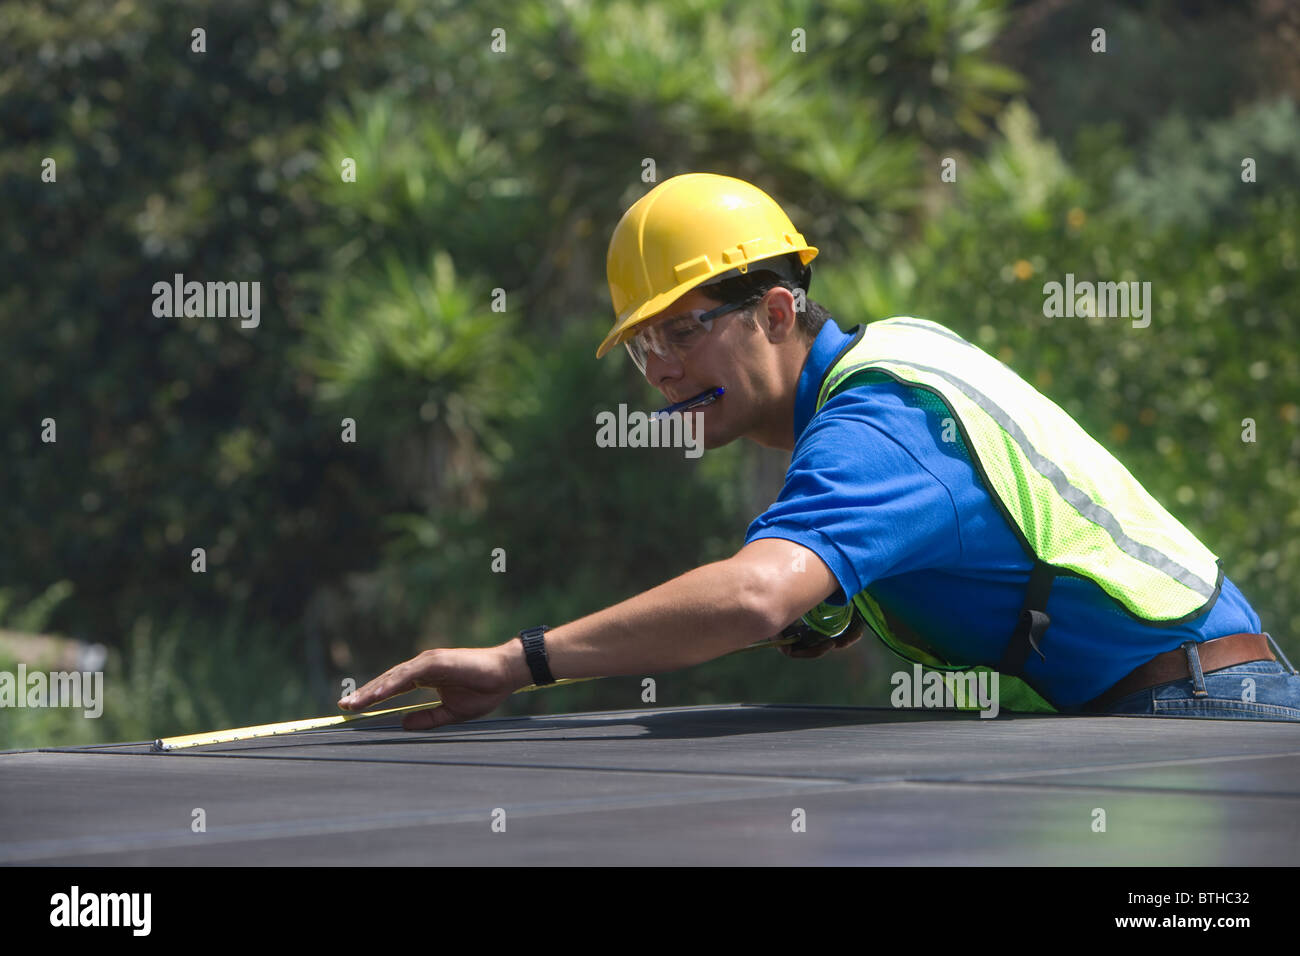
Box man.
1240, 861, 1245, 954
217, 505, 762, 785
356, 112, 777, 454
340, 172, 1300, 727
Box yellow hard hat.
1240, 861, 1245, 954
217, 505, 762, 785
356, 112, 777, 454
598, 173, 818, 358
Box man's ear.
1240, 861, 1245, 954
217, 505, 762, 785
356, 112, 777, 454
761, 287, 799, 344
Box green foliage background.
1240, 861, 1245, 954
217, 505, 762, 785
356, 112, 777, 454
2, 0, 1296, 746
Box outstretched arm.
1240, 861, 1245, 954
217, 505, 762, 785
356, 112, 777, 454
337, 537, 838, 729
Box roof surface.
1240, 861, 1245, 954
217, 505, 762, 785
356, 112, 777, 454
2, 704, 1297, 865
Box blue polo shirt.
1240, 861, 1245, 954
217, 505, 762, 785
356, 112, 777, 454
744, 319, 1263, 709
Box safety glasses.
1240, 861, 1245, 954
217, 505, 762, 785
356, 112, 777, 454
624, 299, 747, 376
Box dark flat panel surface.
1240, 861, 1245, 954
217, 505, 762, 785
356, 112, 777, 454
2, 704, 1297, 865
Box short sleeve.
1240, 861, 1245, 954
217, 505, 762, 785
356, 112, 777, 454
744, 387, 964, 604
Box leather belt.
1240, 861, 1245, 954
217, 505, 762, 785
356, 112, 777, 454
1084, 632, 1274, 713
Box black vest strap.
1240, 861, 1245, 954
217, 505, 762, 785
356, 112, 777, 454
998, 560, 1057, 678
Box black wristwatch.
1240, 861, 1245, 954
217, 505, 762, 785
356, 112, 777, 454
519, 625, 556, 686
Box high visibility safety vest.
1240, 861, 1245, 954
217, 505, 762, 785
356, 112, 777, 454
794, 317, 1223, 712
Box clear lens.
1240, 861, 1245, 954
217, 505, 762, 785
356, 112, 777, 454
625, 336, 649, 375
623, 309, 718, 376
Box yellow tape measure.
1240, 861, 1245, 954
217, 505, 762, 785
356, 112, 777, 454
153, 636, 799, 752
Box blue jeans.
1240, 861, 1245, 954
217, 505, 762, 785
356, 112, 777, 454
1100, 637, 1300, 721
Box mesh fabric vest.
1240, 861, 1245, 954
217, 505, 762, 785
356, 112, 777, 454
794, 317, 1222, 712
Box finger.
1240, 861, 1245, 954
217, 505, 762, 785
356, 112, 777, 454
340, 655, 438, 710
345, 676, 415, 709
787, 636, 823, 658
835, 620, 865, 648
402, 704, 452, 731
338, 675, 401, 710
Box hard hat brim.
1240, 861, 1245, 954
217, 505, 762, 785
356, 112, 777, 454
596, 247, 818, 359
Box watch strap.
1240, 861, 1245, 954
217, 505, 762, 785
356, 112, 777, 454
519, 625, 556, 686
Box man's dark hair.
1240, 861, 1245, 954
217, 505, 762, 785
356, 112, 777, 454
697, 253, 832, 345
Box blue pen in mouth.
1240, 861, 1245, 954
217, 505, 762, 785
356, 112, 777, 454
652, 386, 725, 419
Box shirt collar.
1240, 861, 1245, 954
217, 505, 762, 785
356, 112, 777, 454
792, 319, 857, 442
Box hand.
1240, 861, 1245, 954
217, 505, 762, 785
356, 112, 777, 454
777, 617, 864, 660
337, 646, 519, 730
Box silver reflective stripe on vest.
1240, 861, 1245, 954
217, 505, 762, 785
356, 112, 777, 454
827, 351, 1217, 601
883, 318, 973, 347
816, 321, 1222, 600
